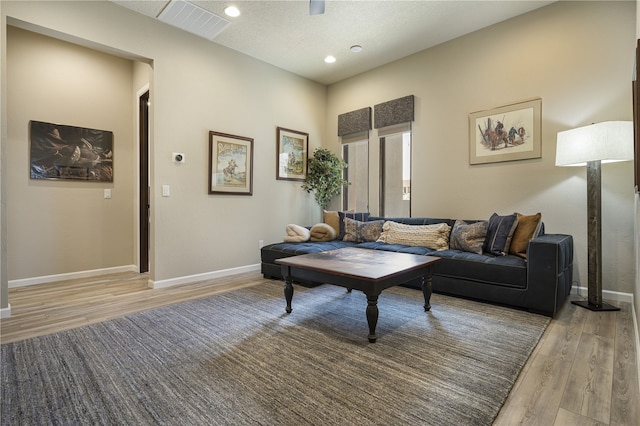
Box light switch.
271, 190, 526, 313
104, 189, 112, 199
162, 185, 170, 197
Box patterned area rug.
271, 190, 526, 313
1, 281, 549, 425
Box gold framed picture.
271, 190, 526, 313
276, 127, 308, 181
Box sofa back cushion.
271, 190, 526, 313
483, 213, 518, 256
377, 221, 451, 250
450, 220, 489, 254
343, 218, 384, 242
368, 217, 456, 227
338, 211, 370, 240
323, 210, 341, 236
509, 212, 543, 258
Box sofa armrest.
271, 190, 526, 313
525, 234, 574, 316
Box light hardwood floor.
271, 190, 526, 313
1, 271, 639, 425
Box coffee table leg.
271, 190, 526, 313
422, 270, 432, 312
283, 267, 294, 314
366, 294, 379, 343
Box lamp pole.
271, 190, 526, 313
572, 159, 620, 311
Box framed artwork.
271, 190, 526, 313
469, 98, 542, 165
276, 127, 308, 181
29, 120, 113, 181
209, 131, 253, 195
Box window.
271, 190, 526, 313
380, 125, 411, 217
342, 136, 369, 211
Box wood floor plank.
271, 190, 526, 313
610, 302, 640, 426
554, 407, 606, 426
494, 352, 573, 425
560, 332, 615, 423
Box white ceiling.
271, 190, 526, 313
112, 0, 555, 85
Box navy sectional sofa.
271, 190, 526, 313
261, 217, 573, 317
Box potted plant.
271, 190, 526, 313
301, 148, 349, 209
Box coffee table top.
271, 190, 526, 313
276, 247, 440, 282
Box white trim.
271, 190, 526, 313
8, 265, 138, 288
571, 285, 633, 304
0, 304, 11, 319
149, 264, 260, 289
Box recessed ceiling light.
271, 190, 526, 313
224, 6, 240, 17
350, 45, 362, 53
324, 55, 336, 64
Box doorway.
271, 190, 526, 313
139, 90, 150, 273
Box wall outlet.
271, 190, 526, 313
104, 189, 112, 199
162, 185, 170, 197
259, 240, 264, 249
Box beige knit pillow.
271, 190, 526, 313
377, 221, 451, 251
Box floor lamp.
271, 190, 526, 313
555, 121, 634, 311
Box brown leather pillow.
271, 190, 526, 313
509, 213, 542, 259
323, 210, 340, 236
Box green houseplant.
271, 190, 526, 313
301, 148, 349, 209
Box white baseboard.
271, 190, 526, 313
0, 304, 11, 319
8, 265, 138, 288
571, 285, 633, 304
148, 264, 261, 289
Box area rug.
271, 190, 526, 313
1, 281, 549, 425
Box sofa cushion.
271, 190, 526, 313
509, 212, 543, 258
323, 210, 340, 236
368, 217, 456, 227
260, 241, 359, 265
483, 213, 518, 256
433, 249, 527, 289
338, 211, 370, 240
283, 224, 310, 242
343, 218, 384, 243
358, 241, 436, 256
377, 221, 451, 251
310, 223, 337, 242
450, 220, 488, 254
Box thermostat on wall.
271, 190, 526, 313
173, 152, 185, 164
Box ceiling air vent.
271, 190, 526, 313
157, 0, 230, 41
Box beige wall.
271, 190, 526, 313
0, 0, 325, 303
7, 26, 136, 279
327, 1, 637, 294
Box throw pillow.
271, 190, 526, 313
450, 220, 489, 254
323, 210, 340, 236
310, 222, 337, 242
509, 212, 543, 258
377, 221, 451, 251
338, 211, 370, 240
283, 224, 310, 242
342, 218, 384, 243
483, 213, 518, 256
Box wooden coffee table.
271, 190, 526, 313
276, 247, 441, 343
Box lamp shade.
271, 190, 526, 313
555, 121, 633, 166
